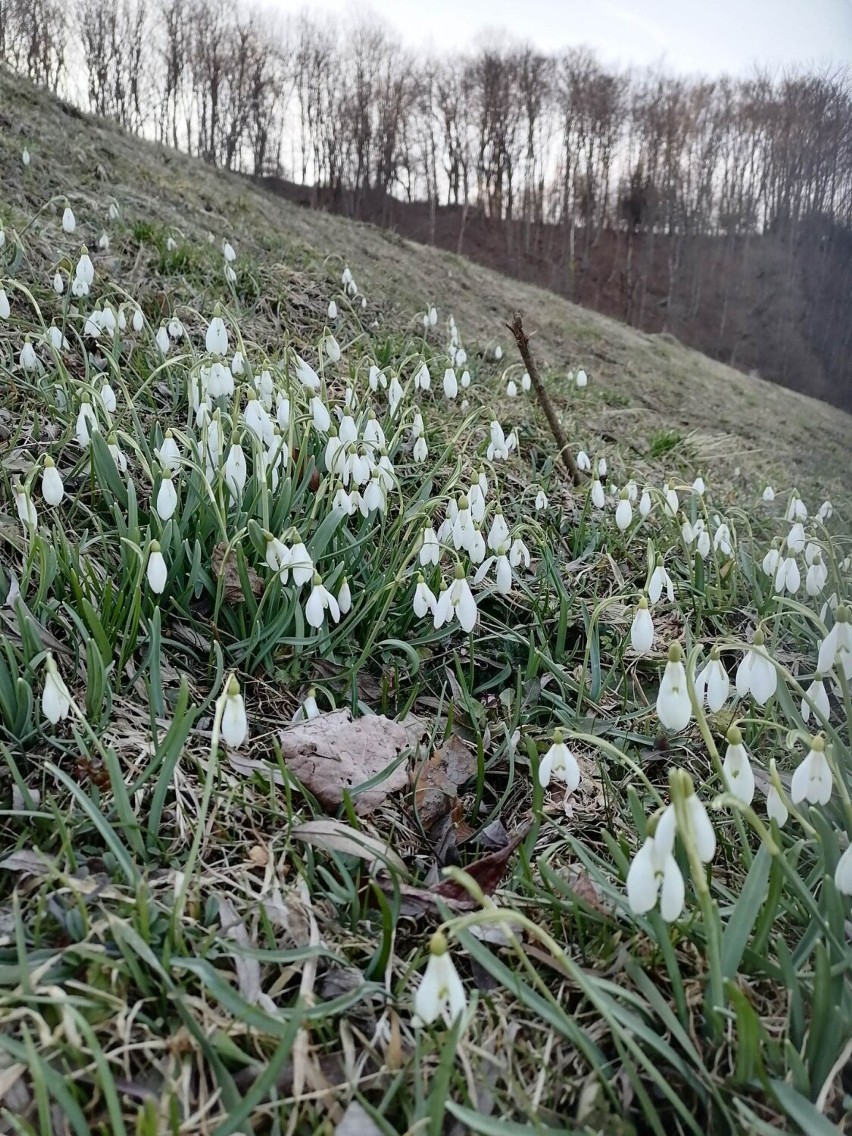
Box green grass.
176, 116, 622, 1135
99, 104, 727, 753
0, 70, 851, 1135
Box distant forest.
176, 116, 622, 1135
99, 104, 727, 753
3, 0, 851, 407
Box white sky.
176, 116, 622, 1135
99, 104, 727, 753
259, 0, 852, 75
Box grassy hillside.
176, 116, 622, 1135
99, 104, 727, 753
0, 69, 851, 1135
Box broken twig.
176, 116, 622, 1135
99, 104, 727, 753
508, 312, 584, 486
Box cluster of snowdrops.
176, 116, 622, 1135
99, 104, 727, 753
1, 195, 850, 1031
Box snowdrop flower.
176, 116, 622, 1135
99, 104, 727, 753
615, 491, 633, 531
132, 307, 144, 333
20, 340, 37, 371
13, 482, 37, 528
224, 443, 247, 501
692, 476, 705, 496
506, 379, 517, 398
413, 931, 466, 1027
834, 845, 852, 896
146, 541, 167, 594
443, 368, 458, 399
766, 784, 788, 827
108, 435, 128, 473
98, 232, 110, 251
662, 482, 678, 517
433, 564, 477, 633
787, 523, 806, 554
289, 541, 314, 587
22, 146, 30, 167
0, 291, 9, 321
790, 735, 832, 806
156, 326, 170, 354
762, 542, 781, 577
696, 648, 729, 712
575, 369, 588, 389
722, 726, 754, 805
630, 596, 654, 654
305, 573, 341, 629
109, 200, 120, 221
75, 399, 97, 447
801, 677, 829, 725
576, 451, 591, 473
220, 674, 248, 747
265, 535, 291, 580
413, 574, 437, 618
694, 520, 711, 559
626, 805, 682, 921
41, 457, 64, 506
428, 305, 438, 326
785, 492, 807, 522
639, 489, 652, 518
156, 471, 178, 520
774, 555, 800, 595
648, 556, 674, 605
206, 316, 229, 356
166, 236, 177, 251
762, 485, 775, 502
99, 382, 117, 415
42, 655, 71, 725
230, 351, 244, 376
805, 553, 827, 597
735, 631, 777, 705
657, 643, 691, 732
62, 207, 76, 233
816, 500, 833, 523
53, 271, 64, 294
414, 362, 430, 391
684, 788, 716, 862
223, 241, 236, 263
388, 374, 404, 416
521, 371, 531, 392
487, 420, 511, 461
487, 513, 509, 555
297, 689, 320, 721
509, 538, 530, 570
324, 335, 341, 364
311, 397, 331, 433
817, 607, 852, 679
590, 479, 605, 509
494, 344, 503, 360
680, 516, 695, 545
538, 728, 580, 791
535, 489, 548, 511
294, 355, 321, 392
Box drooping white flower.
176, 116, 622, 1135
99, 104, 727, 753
785, 492, 807, 522
419, 527, 440, 567
265, 535, 291, 580
576, 451, 591, 473
684, 790, 716, 862
590, 479, 605, 509
20, 339, 37, 371
204, 316, 228, 356
648, 558, 674, 605
662, 482, 678, 517
816, 499, 833, 523
762, 543, 781, 577
223, 240, 236, 263
433, 565, 477, 633
790, 736, 832, 806
639, 489, 652, 518
224, 443, 247, 501
834, 845, 852, 896
324, 334, 341, 364
766, 784, 788, 827
294, 355, 321, 391
98, 231, 110, 251
75, 399, 97, 447
289, 541, 314, 587
735, 632, 777, 705
132, 307, 144, 333
413, 575, 437, 618
657, 642, 691, 733
615, 492, 633, 532
805, 554, 828, 598
146, 541, 167, 594
156, 326, 170, 354
538, 729, 580, 791
817, 607, 852, 679
692, 476, 705, 496
156, 471, 178, 520
311, 397, 331, 434
694, 521, 711, 559
305, 573, 341, 629
62, 206, 76, 233
762, 485, 775, 502
801, 677, 830, 725
0, 290, 10, 321
535, 489, 548, 511
630, 596, 654, 655
722, 726, 754, 805
774, 555, 800, 595
42, 655, 71, 725
506, 379, 517, 398
53, 271, 64, 294
443, 368, 458, 399
220, 674, 248, 748
696, 649, 729, 712
13, 482, 37, 529
41, 458, 64, 506
487, 420, 511, 461
575, 368, 588, 389
521, 371, 531, 392
509, 538, 530, 570
413, 362, 430, 391
99, 382, 117, 415
626, 806, 683, 922
413, 931, 466, 1027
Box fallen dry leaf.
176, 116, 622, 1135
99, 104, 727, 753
217, 897, 277, 1013
410, 735, 478, 829
0, 849, 54, 877
279, 709, 409, 815
211, 542, 264, 604
336, 1101, 383, 1136
291, 819, 407, 874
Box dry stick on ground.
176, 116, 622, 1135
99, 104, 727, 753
508, 312, 584, 487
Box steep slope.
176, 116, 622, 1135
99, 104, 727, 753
2, 67, 850, 500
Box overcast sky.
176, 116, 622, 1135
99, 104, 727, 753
262, 0, 852, 75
